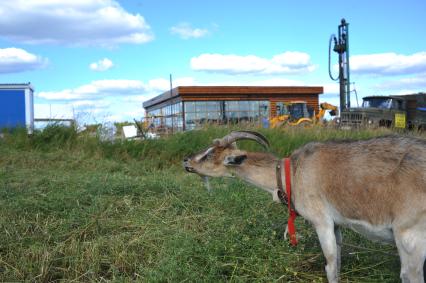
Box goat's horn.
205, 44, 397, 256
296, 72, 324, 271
219, 131, 270, 149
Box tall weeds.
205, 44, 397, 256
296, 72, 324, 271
0, 125, 412, 282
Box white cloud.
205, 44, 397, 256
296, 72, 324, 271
35, 99, 121, 127
0, 47, 47, 73
376, 73, 426, 90
351, 52, 426, 76
34, 103, 74, 119
196, 78, 304, 87
89, 58, 114, 72
170, 23, 209, 39
0, 0, 153, 47
37, 77, 196, 101
38, 79, 147, 100
147, 77, 196, 91
322, 83, 340, 95
190, 51, 316, 75
71, 99, 111, 109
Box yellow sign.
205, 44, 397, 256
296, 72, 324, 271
395, 113, 406, 128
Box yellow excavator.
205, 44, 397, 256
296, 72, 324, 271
270, 101, 338, 128
316, 102, 339, 121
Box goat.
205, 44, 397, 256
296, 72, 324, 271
183, 131, 426, 283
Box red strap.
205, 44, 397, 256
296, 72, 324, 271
284, 158, 298, 246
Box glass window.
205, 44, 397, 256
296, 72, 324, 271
205, 102, 220, 122
239, 101, 249, 111
276, 102, 290, 115
249, 101, 259, 112
207, 111, 220, 121
185, 101, 195, 113
196, 110, 208, 122
259, 101, 269, 117
239, 101, 249, 120
185, 112, 195, 122
195, 101, 206, 113
181, 100, 269, 129
225, 101, 238, 111
362, 98, 392, 109
206, 101, 220, 112
288, 103, 309, 120
224, 101, 238, 121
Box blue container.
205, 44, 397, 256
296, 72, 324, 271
0, 83, 34, 134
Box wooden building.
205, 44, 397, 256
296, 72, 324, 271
143, 86, 323, 131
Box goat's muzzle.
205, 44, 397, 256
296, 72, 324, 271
183, 157, 196, 173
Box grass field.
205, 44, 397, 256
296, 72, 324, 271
1, 125, 422, 282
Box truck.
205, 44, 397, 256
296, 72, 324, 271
0, 83, 34, 134
340, 93, 426, 130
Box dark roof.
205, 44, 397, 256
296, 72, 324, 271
363, 95, 394, 100
143, 86, 323, 109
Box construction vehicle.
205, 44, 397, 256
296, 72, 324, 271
328, 20, 426, 130
340, 93, 426, 129
270, 101, 312, 128
270, 101, 338, 128
316, 102, 339, 121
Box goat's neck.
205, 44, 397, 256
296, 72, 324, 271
233, 152, 279, 195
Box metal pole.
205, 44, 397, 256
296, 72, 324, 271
336, 19, 350, 111
338, 20, 346, 111
338, 43, 346, 112
344, 21, 350, 109
170, 74, 173, 134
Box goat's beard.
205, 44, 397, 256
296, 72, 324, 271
202, 176, 211, 192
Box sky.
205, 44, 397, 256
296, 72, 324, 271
1, 0, 425, 124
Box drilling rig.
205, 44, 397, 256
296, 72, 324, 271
329, 19, 426, 129
329, 18, 350, 111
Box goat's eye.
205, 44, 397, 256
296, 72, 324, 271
206, 152, 214, 160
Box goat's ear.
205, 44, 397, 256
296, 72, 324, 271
213, 139, 221, 146
223, 154, 247, 166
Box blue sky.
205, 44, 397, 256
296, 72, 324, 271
1, 0, 425, 123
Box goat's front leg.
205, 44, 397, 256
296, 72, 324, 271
315, 221, 339, 283
334, 225, 342, 276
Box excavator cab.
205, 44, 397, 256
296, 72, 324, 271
287, 102, 311, 121
271, 101, 313, 128
276, 101, 310, 119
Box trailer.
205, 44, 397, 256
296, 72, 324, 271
0, 83, 34, 134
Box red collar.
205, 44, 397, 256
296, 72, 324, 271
284, 158, 298, 246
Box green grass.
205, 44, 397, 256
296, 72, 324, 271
1, 125, 422, 282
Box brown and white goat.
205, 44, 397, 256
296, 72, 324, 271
183, 131, 426, 283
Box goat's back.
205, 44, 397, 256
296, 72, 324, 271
291, 136, 426, 225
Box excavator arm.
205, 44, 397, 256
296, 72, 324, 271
316, 102, 339, 121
